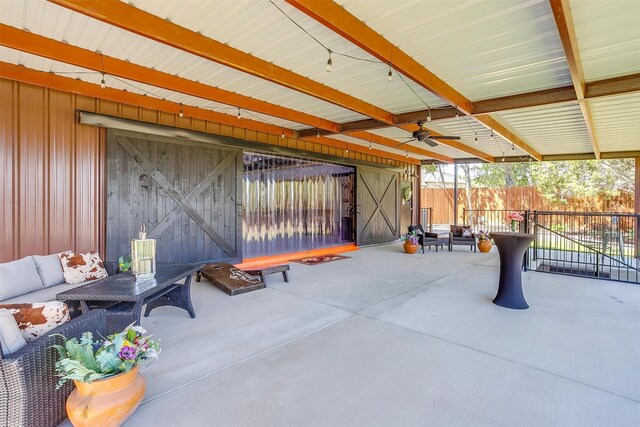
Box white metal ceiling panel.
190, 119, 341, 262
124, 0, 447, 113
590, 92, 640, 153
337, 0, 573, 101
494, 103, 593, 155
570, 0, 640, 81
0, 0, 369, 123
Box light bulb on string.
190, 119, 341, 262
501, 155, 505, 162
281, 130, 285, 138
326, 50, 332, 72
316, 129, 320, 138
178, 103, 184, 118
100, 74, 106, 89
387, 67, 393, 81
368, 141, 372, 150
237, 107, 241, 119
426, 108, 432, 122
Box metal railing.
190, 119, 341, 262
463, 209, 640, 284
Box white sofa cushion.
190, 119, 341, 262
0, 308, 27, 356
0, 283, 84, 304
33, 253, 67, 287
0, 256, 43, 301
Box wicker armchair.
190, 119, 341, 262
0, 310, 112, 427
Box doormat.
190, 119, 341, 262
292, 254, 351, 266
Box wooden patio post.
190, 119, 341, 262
453, 163, 459, 225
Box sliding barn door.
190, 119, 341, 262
106, 130, 242, 264
356, 168, 399, 245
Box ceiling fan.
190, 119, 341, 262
396, 120, 461, 148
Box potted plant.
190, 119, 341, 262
401, 230, 420, 254
477, 230, 493, 253
508, 211, 525, 232
53, 323, 160, 427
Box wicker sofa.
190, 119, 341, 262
0, 310, 117, 427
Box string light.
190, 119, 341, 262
237, 107, 241, 119
281, 130, 285, 138
387, 66, 393, 81
100, 73, 106, 89
502, 155, 505, 162
474, 132, 478, 143
426, 108, 432, 122
405, 150, 409, 158
326, 50, 332, 72
368, 141, 372, 150
178, 103, 184, 118
317, 129, 320, 138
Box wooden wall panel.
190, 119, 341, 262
0, 78, 413, 262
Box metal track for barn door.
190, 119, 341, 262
115, 134, 237, 258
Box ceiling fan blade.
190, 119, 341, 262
394, 138, 416, 147
424, 138, 439, 147
431, 135, 461, 140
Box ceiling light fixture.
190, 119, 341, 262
326, 50, 332, 72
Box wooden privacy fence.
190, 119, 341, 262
421, 186, 635, 225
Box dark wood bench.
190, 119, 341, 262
245, 264, 290, 285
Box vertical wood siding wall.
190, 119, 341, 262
0, 78, 415, 262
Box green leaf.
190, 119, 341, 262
96, 350, 123, 374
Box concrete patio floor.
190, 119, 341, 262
68, 243, 640, 426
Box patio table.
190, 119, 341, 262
56, 263, 203, 325
491, 232, 535, 310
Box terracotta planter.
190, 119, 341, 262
67, 366, 146, 427
478, 240, 492, 253
403, 242, 419, 254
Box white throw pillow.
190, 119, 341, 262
33, 252, 68, 287
0, 308, 27, 356
58, 251, 108, 285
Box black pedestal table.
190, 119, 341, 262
491, 232, 535, 310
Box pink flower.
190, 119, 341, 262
508, 211, 524, 222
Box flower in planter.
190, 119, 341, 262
507, 211, 525, 222
52, 323, 160, 388
401, 230, 420, 245
476, 230, 492, 242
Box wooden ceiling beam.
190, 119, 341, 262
48, 0, 396, 125
344, 131, 454, 163
397, 124, 495, 163
285, 0, 473, 115
0, 24, 340, 133
302, 136, 420, 165
585, 73, 640, 99
285, 0, 541, 160
474, 116, 541, 160
0, 62, 298, 137
550, 0, 601, 159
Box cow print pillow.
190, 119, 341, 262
58, 251, 108, 285
0, 302, 70, 342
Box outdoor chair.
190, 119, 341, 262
408, 225, 440, 253
449, 225, 477, 252
0, 310, 116, 427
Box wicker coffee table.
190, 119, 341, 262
56, 263, 202, 325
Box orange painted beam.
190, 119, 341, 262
287, 0, 539, 162
345, 131, 453, 163
304, 136, 420, 165
473, 116, 542, 161
398, 124, 495, 163
1, 62, 413, 165
234, 244, 358, 270
49, 0, 396, 125
0, 24, 339, 133
285, 0, 473, 115
549, 0, 601, 159
0, 62, 296, 137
